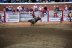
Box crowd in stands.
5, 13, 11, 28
3, 4, 44, 12
4, 5, 33, 12
3, 4, 72, 14
1, 4, 72, 23
2, 4, 72, 18
0, 0, 72, 3
53, 5, 72, 12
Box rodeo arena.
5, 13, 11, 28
0, 3, 72, 48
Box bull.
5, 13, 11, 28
28, 16, 42, 25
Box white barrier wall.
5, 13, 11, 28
6, 12, 19, 22
49, 10, 62, 21
20, 11, 48, 22
20, 12, 33, 21
4, 10, 72, 22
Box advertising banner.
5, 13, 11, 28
49, 18, 60, 21
64, 17, 72, 21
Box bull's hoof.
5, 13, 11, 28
31, 24, 34, 26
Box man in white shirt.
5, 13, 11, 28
33, 4, 38, 11
17, 6, 19, 10
38, 5, 42, 11
19, 6, 22, 11
65, 5, 68, 11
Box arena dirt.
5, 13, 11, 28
0, 23, 72, 48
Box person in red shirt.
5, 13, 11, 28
30, 7, 33, 12
41, 7, 44, 17
12, 8, 15, 12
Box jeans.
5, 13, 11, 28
69, 17, 71, 22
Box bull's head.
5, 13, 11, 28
37, 17, 41, 20
28, 20, 31, 22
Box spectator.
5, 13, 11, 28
69, 0, 72, 2
10, 6, 13, 10
22, 6, 24, 12
66, 0, 69, 2
24, 0, 28, 2
31, 0, 36, 3
41, 0, 47, 3
55, 6, 60, 13
17, 6, 19, 12
12, 8, 15, 12
3, 7, 6, 11
19, 6, 22, 11
30, 7, 33, 12
59, 0, 64, 2
64, 5, 68, 11
0, 0, 1, 2
8, 6, 12, 11
47, 0, 51, 2
2, 0, 8, 3
44, 5, 47, 11
56, 6, 59, 11
44, 5, 48, 14
41, 7, 44, 11
25, 8, 29, 12
68, 5, 72, 11
55, 0, 59, 2
6, 6, 9, 11
16, 0, 20, 3
41, 7, 44, 17
36, 0, 41, 3
38, 5, 42, 11
16, 6, 22, 12
68, 11, 72, 22
8, 0, 11, 3
53, 5, 56, 12
56, 0, 64, 2
12, 0, 16, 3
28, 0, 32, 2
33, 4, 38, 11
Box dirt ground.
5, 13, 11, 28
0, 22, 72, 48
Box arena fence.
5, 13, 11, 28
1, 10, 72, 23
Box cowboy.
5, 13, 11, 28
68, 12, 72, 22
31, 14, 36, 22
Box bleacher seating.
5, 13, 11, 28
0, 0, 72, 3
